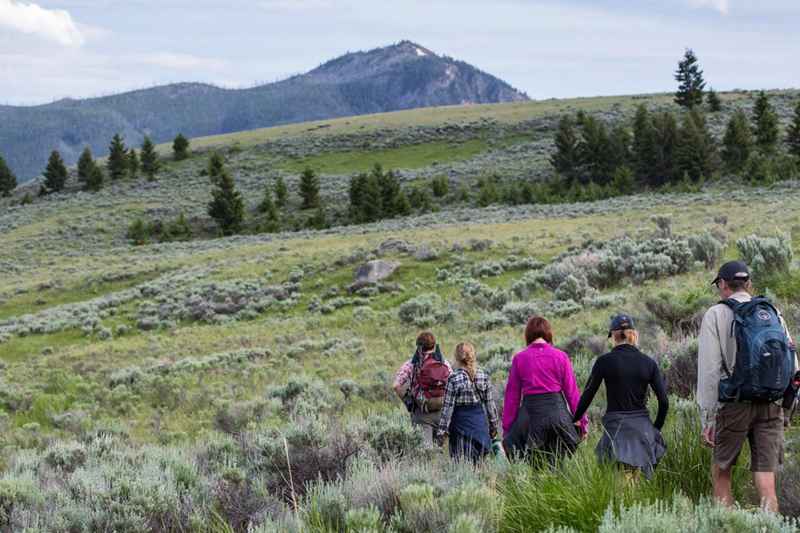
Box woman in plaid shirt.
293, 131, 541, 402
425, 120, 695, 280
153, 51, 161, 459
435, 343, 499, 462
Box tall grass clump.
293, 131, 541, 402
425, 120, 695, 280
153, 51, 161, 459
501, 400, 749, 532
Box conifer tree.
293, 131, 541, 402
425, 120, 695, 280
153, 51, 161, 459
578, 116, 614, 184
107, 134, 128, 181
258, 185, 280, 232
609, 124, 632, 171
274, 176, 288, 208
674, 48, 706, 108
722, 110, 753, 172
431, 176, 449, 198
127, 148, 140, 179
611, 166, 635, 193
140, 136, 160, 181
208, 170, 244, 235
166, 212, 192, 241
787, 100, 800, 158
348, 172, 381, 223
652, 112, 678, 186
752, 91, 780, 154
77, 147, 94, 185
308, 205, 328, 230
0, 154, 16, 197
172, 133, 190, 161
43, 150, 68, 192
706, 87, 722, 112
207, 152, 225, 185
550, 114, 580, 182
374, 164, 403, 217
632, 105, 658, 185
477, 176, 499, 207
408, 183, 433, 212
299, 167, 320, 209
85, 161, 104, 192
394, 189, 412, 216
675, 109, 717, 181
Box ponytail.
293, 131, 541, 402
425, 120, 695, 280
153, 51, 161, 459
455, 342, 478, 382
612, 329, 639, 347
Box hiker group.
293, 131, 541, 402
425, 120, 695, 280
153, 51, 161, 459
393, 260, 800, 512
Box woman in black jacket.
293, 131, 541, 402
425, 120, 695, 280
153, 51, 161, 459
572, 314, 669, 479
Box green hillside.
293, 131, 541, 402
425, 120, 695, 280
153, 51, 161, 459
1, 91, 799, 530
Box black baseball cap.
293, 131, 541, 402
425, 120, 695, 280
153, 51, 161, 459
608, 314, 635, 338
712, 261, 750, 286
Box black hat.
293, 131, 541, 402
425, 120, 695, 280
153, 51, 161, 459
608, 314, 635, 338
712, 261, 750, 286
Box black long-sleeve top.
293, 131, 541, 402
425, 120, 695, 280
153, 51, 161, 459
572, 344, 669, 430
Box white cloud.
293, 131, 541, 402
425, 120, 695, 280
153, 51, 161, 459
687, 0, 729, 15
0, 0, 84, 46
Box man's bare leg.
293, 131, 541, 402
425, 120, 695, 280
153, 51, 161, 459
712, 464, 735, 507
753, 471, 779, 513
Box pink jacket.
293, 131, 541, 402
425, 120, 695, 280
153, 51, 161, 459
502, 342, 588, 434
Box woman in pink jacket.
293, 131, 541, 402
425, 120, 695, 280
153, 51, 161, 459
502, 316, 588, 461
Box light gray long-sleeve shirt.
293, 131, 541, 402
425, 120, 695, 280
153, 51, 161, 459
697, 291, 797, 429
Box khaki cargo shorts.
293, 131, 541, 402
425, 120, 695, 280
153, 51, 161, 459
714, 402, 784, 472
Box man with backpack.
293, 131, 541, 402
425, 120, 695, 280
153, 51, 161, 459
698, 261, 799, 512
393, 331, 452, 448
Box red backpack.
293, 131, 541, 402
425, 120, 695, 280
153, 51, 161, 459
417, 356, 450, 402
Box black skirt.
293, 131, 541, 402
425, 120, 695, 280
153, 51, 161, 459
503, 392, 580, 461
596, 409, 666, 478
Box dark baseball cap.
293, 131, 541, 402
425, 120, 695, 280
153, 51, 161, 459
608, 314, 635, 338
712, 261, 750, 286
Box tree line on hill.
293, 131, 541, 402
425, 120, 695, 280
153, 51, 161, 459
0, 132, 192, 200
538, 49, 800, 204
126, 153, 457, 244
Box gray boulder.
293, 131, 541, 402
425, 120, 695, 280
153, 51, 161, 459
350, 260, 400, 292
414, 245, 439, 261
377, 238, 415, 255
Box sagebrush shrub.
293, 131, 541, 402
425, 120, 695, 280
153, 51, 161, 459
597, 494, 797, 532
660, 337, 699, 399
554, 275, 596, 302
780, 454, 800, 519
501, 302, 539, 326
736, 233, 793, 277
510, 271, 540, 299
688, 232, 724, 269
363, 413, 421, 461
397, 294, 453, 327
644, 290, 713, 336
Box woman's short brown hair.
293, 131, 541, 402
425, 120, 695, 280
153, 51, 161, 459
416, 331, 436, 351
525, 316, 553, 345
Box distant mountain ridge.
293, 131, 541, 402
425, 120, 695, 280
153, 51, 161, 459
0, 41, 528, 182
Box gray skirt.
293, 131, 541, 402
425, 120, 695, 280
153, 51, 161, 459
596, 409, 666, 478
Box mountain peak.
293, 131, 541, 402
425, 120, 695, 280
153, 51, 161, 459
393, 40, 436, 57
2, 41, 528, 181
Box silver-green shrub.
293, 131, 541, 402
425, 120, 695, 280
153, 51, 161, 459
736, 233, 793, 277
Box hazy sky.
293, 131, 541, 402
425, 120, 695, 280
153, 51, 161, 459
1, 0, 798, 105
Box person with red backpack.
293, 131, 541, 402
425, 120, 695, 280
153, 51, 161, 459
393, 331, 452, 448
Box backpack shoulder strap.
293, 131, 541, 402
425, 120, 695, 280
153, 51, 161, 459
716, 298, 739, 379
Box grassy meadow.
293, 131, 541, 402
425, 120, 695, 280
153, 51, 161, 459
1, 91, 800, 530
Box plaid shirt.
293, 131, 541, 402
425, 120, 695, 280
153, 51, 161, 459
436, 368, 499, 437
